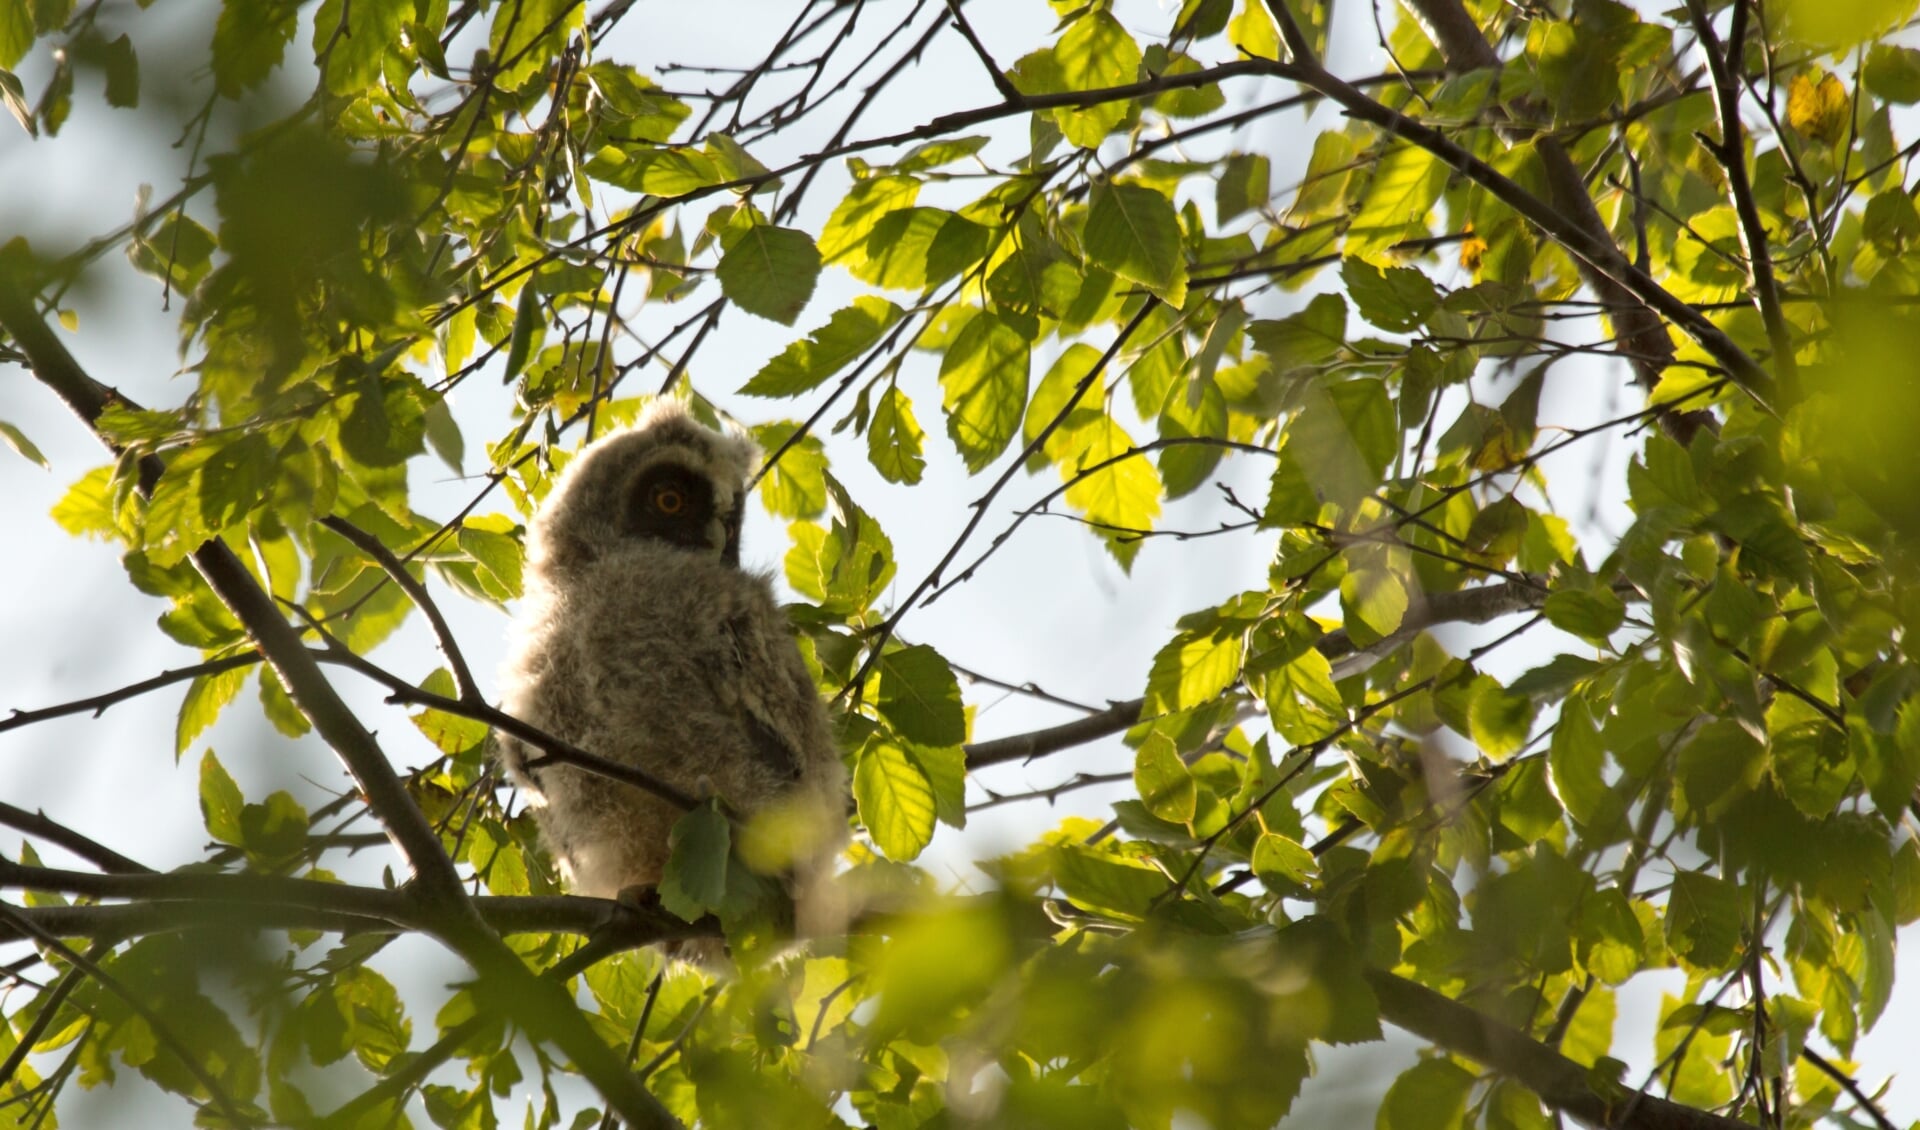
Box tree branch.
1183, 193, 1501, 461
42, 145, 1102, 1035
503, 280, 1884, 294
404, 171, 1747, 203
0, 652, 263, 735
320, 515, 482, 703
0, 281, 681, 1130
1255, 1, 1773, 410
0, 804, 153, 875
1367, 969, 1754, 1130
1355, 0, 1757, 430
1682, 0, 1797, 393
964, 577, 1564, 770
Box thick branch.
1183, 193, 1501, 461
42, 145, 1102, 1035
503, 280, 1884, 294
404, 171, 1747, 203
1256, 4, 1773, 408
1682, 0, 1797, 391
0, 282, 679, 1130
1368, 970, 1752, 1130
0, 856, 699, 949
1379, 0, 1765, 423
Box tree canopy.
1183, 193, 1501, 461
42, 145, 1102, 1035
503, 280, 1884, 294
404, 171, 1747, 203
4, 0, 1920, 1127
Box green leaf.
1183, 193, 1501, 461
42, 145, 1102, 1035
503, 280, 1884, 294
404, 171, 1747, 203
1341, 257, 1439, 332
502, 286, 538, 385
740, 296, 903, 397
1665, 870, 1743, 971
938, 311, 1030, 472
410, 669, 490, 754
895, 135, 989, 172
198, 749, 244, 846
1379, 1058, 1475, 1130
1249, 294, 1348, 368
867, 385, 927, 485
1217, 153, 1271, 222
819, 174, 918, 263
1677, 719, 1765, 815
457, 523, 523, 600
751, 421, 829, 520
1548, 696, 1611, 827
1134, 733, 1197, 823
910, 741, 968, 830
488, 0, 578, 90
1287, 377, 1396, 508
1345, 143, 1447, 259
854, 739, 937, 862
1051, 10, 1141, 146
1156, 375, 1228, 499
1468, 676, 1535, 760
312, 0, 406, 96
211, 0, 300, 96
198, 433, 274, 534
1083, 181, 1188, 306
1025, 342, 1108, 464
1339, 565, 1408, 644
874, 644, 966, 748
0, 419, 47, 468
1144, 628, 1244, 715
1051, 844, 1169, 919
717, 225, 820, 325
1560, 984, 1619, 1068
852, 207, 950, 291
1543, 588, 1626, 644
1252, 831, 1316, 897
657, 801, 732, 921
1865, 43, 1920, 102
176, 666, 249, 758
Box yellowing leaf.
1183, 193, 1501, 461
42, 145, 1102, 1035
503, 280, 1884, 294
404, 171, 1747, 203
1786, 71, 1851, 143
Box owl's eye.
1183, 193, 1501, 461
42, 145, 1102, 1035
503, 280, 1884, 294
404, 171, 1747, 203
650, 483, 687, 515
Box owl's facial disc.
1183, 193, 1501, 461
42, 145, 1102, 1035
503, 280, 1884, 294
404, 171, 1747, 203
626, 463, 722, 553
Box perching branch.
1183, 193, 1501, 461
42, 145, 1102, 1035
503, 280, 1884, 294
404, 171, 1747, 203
0, 280, 682, 1130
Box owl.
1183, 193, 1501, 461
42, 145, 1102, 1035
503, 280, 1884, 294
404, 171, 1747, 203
496, 400, 847, 937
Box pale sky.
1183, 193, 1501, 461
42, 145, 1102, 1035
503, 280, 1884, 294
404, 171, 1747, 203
1, 1, 1913, 1125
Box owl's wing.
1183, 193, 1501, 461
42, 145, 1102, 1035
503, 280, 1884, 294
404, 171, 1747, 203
722, 613, 806, 781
